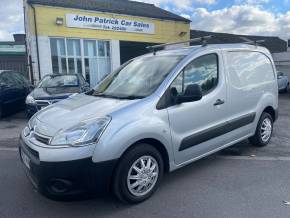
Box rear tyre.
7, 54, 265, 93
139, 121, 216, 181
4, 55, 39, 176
113, 144, 164, 204
249, 112, 273, 147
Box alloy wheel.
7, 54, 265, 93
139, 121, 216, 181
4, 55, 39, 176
260, 117, 272, 143
127, 155, 159, 197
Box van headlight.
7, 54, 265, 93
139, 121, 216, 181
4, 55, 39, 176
26, 95, 36, 105
23, 115, 38, 137
28, 114, 37, 130
50, 116, 111, 146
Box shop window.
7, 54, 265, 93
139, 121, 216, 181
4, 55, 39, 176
84, 40, 97, 86
84, 40, 111, 87
50, 38, 67, 74
98, 41, 106, 57
97, 41, 111, 87
50, 38, 111, 87
84, 40, 96, 57
67, 39, 81, 74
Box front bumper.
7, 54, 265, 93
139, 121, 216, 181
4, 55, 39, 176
19, 138, 118, 198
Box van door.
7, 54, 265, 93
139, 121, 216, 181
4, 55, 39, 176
167, 52, 228, 165
223, 51, 275, 140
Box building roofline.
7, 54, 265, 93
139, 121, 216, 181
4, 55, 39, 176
27, 0, 191, 23
191, 29, 285, 41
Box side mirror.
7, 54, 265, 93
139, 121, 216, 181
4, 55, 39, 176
176, 84, 202, 104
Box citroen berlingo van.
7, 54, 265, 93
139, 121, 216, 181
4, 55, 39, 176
19, 41, 278, 203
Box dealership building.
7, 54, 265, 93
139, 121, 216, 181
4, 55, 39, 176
0, 34, 27, 75
24, 0, 190, 86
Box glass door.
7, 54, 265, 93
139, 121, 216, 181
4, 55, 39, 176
50, 38, 67, 74
84, 40, 98, 87
97, 41, 111, 83
67, 39, 82, 75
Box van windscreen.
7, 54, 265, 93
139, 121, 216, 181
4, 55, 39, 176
91, 55, 184, 99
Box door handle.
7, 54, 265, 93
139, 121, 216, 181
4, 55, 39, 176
214, 99, 225, 106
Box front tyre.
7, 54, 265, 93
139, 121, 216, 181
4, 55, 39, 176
249, 112, 273, 147
113, 144, 164, 204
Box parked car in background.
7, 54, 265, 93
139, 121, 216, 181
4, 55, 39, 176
277, 71, 289, 93
26, 74, 90, 117
0, 70, 32, 118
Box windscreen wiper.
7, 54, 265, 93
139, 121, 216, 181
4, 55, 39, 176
90, 92, 145, 100
93, 93, 144, 100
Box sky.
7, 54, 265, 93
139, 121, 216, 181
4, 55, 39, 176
0, 0, 290, 41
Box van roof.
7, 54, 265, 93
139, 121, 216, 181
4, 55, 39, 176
144, 43, 270, 57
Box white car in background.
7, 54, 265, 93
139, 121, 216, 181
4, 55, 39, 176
277, 71, 289, 93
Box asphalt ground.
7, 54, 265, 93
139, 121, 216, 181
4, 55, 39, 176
0, 93, 289, 218
1, 150, 290, 218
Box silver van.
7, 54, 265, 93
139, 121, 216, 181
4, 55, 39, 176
19, 42, 278, 203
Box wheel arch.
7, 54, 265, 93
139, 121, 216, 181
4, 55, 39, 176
116, 138, 170, 173
263, 106, 276, 122
109, 138, 170, 195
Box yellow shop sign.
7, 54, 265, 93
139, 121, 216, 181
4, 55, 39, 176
66, 14, 155, 35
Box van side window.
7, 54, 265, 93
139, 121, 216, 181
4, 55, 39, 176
226, 51, 274, 88
171, 54, 218, 95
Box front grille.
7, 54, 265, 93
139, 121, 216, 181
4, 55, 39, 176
33, 132, 51, 145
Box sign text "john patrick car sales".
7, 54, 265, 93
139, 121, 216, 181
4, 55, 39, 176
66, 14, 155, 34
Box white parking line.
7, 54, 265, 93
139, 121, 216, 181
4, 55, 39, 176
218, 155, 290, 161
